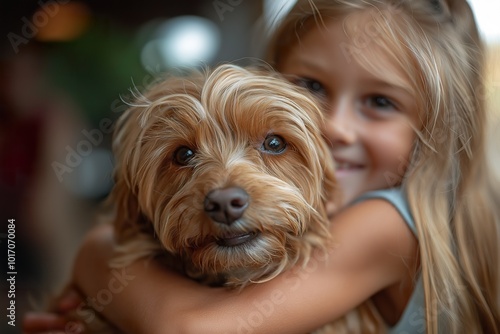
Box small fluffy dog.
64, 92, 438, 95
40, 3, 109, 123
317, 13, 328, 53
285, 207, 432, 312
80, 64, 381, 333
109, 64, 336, 287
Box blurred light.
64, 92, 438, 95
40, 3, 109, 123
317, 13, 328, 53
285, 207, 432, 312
35, 2, 91, 42
64, 148, 114, 199
468, 0, 500, 44
264, 0, 296, 32
265, 0, 500, 44
140, 16, 220, 70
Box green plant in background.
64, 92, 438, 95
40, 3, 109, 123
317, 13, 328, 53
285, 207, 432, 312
46, 21, 147, 128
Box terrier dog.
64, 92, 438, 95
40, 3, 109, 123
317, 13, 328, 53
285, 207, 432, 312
79, 64, 381, 333
109, 64, 336, 287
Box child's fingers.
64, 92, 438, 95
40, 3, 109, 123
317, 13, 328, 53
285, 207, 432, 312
22, 312, 67, 331
23, 287, 86, 333
26, 332, 67, 334
25, 332, 66, 334
23, 312, 86, 334
56, 287, 84, 312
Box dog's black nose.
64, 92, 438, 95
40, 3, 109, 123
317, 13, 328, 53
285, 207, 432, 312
204, 187, 249, 225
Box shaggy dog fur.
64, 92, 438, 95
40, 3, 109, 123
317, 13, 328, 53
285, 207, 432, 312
68, 64, 381, 333
109, 64, 336, 286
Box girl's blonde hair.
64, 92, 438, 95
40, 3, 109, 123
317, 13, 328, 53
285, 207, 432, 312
264, 0, 500, 333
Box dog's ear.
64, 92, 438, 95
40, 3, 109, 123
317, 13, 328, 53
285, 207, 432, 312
108, 179, 151, 242
309, 111, 338, 217
106, 101, 161, 266
109, 96, 151, 242
297, 90, 338, 210
109, 71, 207, 242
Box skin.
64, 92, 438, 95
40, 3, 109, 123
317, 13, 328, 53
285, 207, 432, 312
24, 15, 421, 334
279, 16, 419, 205
69, 202, 417, 334
277, 17, 421, 324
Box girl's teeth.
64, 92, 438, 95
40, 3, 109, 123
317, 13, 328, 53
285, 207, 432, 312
336, 162, 361, 170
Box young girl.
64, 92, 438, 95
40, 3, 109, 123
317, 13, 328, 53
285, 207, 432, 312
24, 0, 500, 333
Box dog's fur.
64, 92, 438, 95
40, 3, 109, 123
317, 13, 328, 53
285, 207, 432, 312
109, 64, 336, 286
78, 64, 382, 333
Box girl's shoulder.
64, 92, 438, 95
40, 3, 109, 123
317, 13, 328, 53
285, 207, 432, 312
350, 188, 416, 237
329, 188, 418, 280
331, 188, 420, 329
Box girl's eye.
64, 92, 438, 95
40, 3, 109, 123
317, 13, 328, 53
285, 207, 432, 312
366, 96, 396, 110
261, 135, 287, 154
173, 146, 195, 165
295, 78, 326, 97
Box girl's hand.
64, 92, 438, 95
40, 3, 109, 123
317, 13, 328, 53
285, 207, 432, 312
23, 288, 85, 334
23, 312, 69, 334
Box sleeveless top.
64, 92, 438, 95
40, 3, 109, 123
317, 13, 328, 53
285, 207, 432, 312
352, 188, 426, 334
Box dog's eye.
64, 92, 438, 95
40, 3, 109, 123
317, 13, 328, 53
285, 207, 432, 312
261, 135, 287, 154
174, 146, 195, 165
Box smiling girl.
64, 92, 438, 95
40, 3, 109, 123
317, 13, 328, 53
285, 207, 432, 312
24, 0, 500, 333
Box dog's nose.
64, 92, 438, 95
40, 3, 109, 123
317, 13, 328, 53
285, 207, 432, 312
204, 187, 249, 225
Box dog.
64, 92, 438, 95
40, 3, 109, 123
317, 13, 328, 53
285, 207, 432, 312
75, 64, 381, 333
108, 64, 336, 287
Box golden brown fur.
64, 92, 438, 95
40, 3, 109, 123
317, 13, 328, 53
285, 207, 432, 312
52, 63, 390, 334
106, 62, 395, 334
108, 64, 337, 289
57, 63, 382, 334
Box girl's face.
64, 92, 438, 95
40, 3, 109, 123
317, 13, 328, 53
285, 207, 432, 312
278, 17, 419, 205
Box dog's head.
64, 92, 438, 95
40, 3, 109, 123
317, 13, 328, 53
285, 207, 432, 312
110, 64, 336, 286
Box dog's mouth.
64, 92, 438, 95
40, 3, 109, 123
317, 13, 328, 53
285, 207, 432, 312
216, 231, 258, 247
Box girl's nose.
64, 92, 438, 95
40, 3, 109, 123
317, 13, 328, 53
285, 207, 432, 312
323, 101, 357, 145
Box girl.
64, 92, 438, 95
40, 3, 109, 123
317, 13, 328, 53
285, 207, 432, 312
24, 0, 500, 333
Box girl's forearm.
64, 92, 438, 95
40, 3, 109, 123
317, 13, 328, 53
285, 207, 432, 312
72, 224, 220, 333
71, 200, 414, 334
71, 224, 321, 334
72, 224, 157, 333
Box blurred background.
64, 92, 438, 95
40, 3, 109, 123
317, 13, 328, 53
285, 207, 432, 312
0, 1, 498, 333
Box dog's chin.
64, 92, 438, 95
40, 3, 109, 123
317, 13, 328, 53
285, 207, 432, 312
215, 231, 259, 247
184, 231, 292, 281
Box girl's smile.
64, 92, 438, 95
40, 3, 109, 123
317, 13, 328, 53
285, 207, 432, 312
278, 14, 420, 205
333, 156, 365, 179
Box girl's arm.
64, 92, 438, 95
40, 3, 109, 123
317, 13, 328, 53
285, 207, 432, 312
74, 199, 418, 334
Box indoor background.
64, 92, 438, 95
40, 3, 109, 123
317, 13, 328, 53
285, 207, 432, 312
0, 1, 498, 333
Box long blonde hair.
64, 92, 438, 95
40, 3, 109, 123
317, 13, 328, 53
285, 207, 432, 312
264, 0, 500, 332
